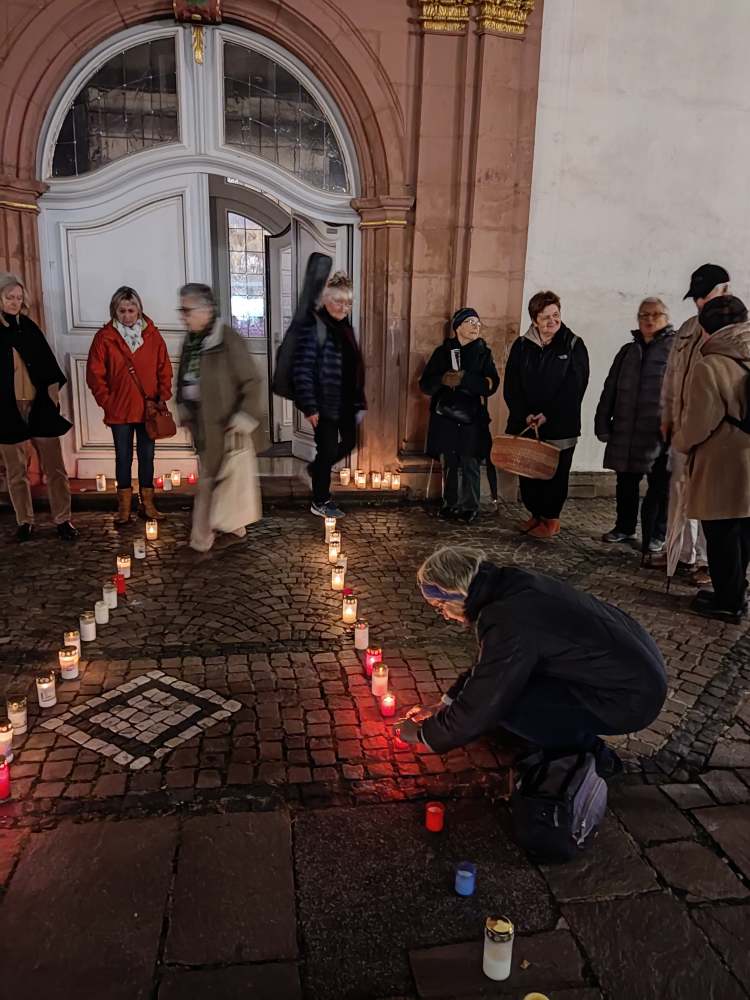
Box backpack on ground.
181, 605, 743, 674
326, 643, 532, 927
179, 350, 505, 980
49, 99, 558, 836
510, 750, 607, 863
725, 359, 750, 434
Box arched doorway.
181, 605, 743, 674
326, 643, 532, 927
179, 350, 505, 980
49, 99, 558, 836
37, 22, 362, 477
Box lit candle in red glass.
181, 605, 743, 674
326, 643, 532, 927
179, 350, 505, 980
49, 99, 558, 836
113, 573, 126, 596
155, 475, 164, 489
394, 734, 410, 751
187, 472, 197, 485
365, 647, 382, 677
0, 755, 10, 801
425, 801, 445, 832
380, 693, 396, 718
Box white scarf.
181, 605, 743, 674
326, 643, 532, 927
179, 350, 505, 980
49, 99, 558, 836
114, 318, 145, 353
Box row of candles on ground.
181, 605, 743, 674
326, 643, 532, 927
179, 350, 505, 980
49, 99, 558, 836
338, 468, 400, 490
95, 470, 198, 492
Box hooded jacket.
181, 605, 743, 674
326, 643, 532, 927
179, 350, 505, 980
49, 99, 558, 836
672, 320, 750, 520
595, 326, 674, 474
0, 311, 71, 445
86, 317, 172, 425
420, 563, 667, 754
503, 324, 589, 441
420, 336, 500, 459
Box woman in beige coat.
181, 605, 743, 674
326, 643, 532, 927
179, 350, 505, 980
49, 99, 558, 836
673, 295, 750, 623
176, 283, 259, 558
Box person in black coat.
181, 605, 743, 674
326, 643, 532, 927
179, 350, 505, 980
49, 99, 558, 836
396, 545, 667, 775
595, 298, 674, 560
503, 290, 589, 540
293, 270, 366, 518
419, 308, 500, 524
0, 273, 77, 542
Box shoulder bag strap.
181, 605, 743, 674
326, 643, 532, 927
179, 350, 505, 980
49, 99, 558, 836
111, 334, 151, 402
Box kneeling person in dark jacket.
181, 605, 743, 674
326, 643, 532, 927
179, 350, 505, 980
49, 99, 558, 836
397, 545, 667, 774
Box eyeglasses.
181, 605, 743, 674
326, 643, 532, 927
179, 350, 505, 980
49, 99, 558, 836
178, 306, 198, 315
638, 311, 666, 320
464, 318, 482, 327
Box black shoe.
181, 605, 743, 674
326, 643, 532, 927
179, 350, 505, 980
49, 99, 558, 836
690, 594, 745, 624
16, 523, 33, 543
437, 506, 457, 520
694, 589, 715, 605
56, 521, 79, 541
459, 510, 479, 525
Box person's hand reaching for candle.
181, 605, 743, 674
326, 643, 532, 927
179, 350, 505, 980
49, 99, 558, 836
395, 718, 422, 744
403, 703, 438, 724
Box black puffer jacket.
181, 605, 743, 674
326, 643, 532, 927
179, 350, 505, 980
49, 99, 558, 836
420, 563, 667, 754
0, 312, 71, 445
420, 337, 500, 459
503, 324, 589, 440
595, 326, 674, 474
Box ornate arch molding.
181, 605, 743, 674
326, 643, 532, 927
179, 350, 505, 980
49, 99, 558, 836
0, 0, 406, 202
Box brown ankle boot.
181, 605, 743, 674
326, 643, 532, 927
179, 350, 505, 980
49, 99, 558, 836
529, 517, 560, 540
115, 487, 133, 526
139, 486, 165, 521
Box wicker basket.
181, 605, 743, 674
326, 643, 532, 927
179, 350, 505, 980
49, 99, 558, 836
491, 427, 560, 480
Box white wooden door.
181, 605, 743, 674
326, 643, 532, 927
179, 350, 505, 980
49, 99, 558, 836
291, 216, 353, 461
38, 171, 212, 478
265, 227, 294, 443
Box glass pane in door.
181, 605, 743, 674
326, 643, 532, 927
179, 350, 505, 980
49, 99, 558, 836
227, 211, 268, 338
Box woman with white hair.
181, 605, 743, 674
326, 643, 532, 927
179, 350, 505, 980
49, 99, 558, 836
396, 545, 667, 772
0, 272, 77, 542
595, 297, 674, 562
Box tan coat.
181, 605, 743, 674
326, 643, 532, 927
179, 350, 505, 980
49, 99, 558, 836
660, 314, 703, 434
176, 321, 259, 479
672, 321, 750, 520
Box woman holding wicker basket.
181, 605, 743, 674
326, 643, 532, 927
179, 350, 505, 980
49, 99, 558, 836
502, 291, 589, 540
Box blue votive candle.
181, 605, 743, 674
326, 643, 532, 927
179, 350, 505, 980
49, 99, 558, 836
454, 861, 477, 896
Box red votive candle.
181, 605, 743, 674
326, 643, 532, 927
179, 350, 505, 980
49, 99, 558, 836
113, 573, 126, 596
380, 692, 396, 718
155, 475, 164, 489
0, 756, 10, 801
365, 647, 382, 677
187, 472, 197, 485
425, 801, 445, 833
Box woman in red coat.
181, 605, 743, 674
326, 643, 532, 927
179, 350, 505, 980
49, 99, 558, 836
86, 286, 173, 525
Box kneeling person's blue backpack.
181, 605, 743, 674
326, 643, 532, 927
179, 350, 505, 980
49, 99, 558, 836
510, 750, 607, 863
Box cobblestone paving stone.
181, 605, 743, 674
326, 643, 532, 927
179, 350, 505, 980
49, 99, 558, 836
0, 500, 749, 824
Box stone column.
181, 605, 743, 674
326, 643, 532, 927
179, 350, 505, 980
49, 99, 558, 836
352, 196, 414, 475
0, 176, 48, 324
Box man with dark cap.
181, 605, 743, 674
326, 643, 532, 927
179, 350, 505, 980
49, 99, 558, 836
420, 308, 500, 523
673, 295, 750, 623
661, 263, 730, 584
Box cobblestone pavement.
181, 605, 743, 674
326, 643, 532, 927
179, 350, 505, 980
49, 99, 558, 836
0, 500, 749, 999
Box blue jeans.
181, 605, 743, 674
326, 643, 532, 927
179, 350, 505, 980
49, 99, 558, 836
111, 423, 155, 490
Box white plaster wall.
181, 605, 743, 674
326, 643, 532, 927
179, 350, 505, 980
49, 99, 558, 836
523, 0, 750, 470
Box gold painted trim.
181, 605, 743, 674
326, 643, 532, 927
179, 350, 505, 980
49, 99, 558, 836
359, 219, 409, 229
0, 200, 39, 213
192, 24, 205, 63
476, 0, 535, 36
418, 2, 470, 34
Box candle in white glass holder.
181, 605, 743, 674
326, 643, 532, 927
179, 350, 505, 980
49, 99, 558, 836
342, 593, 358, 624
162, 476, 173, 492
383, 472, 392, 489
6, 696, 27, 736
331, 564, 346, 592
116, 554, 131, 579
64, 629, 81, 654
36, 670, 57, 708
103, 581, 118, 610
483, 917, 514, 981
95, 473, 107, 492
146, 520, 158, 541
79, 612, 96, 643
58, 645, 80, 680
94, 600, 109, 626
371, 663, 389, 697
133, 537, 146, 559
339, 468, 351, 486
324, 516, 337, 543
391, 473, 401, 490
371, 471, 382, 490
0, 720, 13, 763
328, 534, 341, 565
354, 619, 369, 650
356, 471, 367, 489
170, 469, 181, 487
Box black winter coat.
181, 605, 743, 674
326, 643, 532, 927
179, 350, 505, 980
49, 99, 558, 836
503, 324, 589, 440
595, 326, 674, 474
420, 337, 500, 459
292, 308, 365, 421
421, 563, 667, 754
0, 312, 71, 445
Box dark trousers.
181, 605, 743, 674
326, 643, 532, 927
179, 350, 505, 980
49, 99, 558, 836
502, 676, 623, 751
442, 453, 481, 512
111, 423, 155, 490
312, 413, 357, 504
519, 446, 575, 520
702, 517, 750, 613
614, 449, 669, 540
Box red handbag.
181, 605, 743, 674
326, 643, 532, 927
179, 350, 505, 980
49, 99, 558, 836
113, 337, 176, 440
